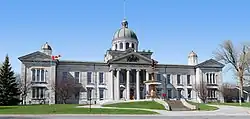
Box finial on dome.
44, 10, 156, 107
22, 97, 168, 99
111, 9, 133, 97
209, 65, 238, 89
121, 19, 128, 28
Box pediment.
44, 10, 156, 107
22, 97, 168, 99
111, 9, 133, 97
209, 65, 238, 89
18, 51, 51, 62
196, 59, 225, 68
109, 52, 153, 64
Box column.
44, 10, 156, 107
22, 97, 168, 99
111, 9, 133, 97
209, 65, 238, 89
110, 70, 114, 100
116, 69, 120, 100
126, 70, 130, 100
136, 69, 140, 100
146, 71, 149, 96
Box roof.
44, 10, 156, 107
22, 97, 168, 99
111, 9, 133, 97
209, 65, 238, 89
196, 58, 225, 68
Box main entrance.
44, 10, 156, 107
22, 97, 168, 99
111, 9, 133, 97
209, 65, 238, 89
130, 88, 135, 100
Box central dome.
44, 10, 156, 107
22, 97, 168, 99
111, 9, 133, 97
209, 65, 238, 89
113, 19, 138, 40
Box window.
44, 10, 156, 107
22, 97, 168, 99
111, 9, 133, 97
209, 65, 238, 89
167, 74, 171, 84
119, 42, 123, 49
131, 43, 134, 48
177, 75, 181, 84
157, 74, 161, 82
208, 90, 216, 98
212, 73, 215, 84
126, 42, 129, 49
32, 88, 36, 98
32, 69, 36, 81
75, 92, 79, 99
115, 44, 117, 50
167, 89, 172, 98
74, 72, 80, 83
210, 73, 212, 84
99, 88, 104, 100
206, 73, 209, 83
187, 75, 191, 85
41, 69, 45, 82
62, 72, 67, 80
32, 68, 45, 82
32, 87, 46, 99
188, 89, 192, 99
87, 72, 92, 84
36, 69, 40, 82
99, 72, 104, 84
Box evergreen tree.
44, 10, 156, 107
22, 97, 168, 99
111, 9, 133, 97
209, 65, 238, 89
0, 55, 21, 105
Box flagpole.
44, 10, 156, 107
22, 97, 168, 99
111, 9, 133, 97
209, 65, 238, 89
49, 55, 60, 105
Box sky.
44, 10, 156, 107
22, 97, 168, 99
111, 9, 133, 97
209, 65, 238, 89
0, 0, 250, 84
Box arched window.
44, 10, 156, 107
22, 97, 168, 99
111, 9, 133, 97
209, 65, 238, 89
126, 42, 129, 49
115, 44, 117, 50
131, 43, 135, 49
120, 43, 123, 49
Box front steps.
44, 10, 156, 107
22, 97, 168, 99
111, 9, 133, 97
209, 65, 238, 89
166, 100, 191, 111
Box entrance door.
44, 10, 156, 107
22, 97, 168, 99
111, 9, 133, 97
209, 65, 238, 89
130, 88, 135, 100
167, 89, 172, 99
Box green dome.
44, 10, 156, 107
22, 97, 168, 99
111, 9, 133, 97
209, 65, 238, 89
113, 19, 138, 40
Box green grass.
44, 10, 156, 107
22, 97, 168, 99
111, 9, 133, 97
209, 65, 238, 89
0, 104, 158, 114
187, 101, 219, 111
103, 101, 166, 110
210, 102, 250, 108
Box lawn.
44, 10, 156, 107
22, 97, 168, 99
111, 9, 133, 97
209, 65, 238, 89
210, 102, 250, 108
0, 104, 158, 114
187, 101, 219, 111
103, 101, 166, 110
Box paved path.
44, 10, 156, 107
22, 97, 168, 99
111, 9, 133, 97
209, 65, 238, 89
0, 115, 250, 119
0, 105, 249, 119
77, 104, 250, 116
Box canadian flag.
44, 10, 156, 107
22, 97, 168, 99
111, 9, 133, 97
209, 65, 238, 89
51, 55, 61, 60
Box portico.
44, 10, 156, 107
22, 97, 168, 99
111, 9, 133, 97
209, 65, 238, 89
110, 68, 153, 100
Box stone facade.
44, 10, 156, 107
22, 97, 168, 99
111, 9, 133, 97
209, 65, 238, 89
18, 19, 225, 104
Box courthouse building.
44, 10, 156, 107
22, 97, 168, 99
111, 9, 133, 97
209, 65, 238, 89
18, 19, 225, 104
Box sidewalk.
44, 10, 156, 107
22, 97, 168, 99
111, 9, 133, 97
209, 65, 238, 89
77, 104, 250, 116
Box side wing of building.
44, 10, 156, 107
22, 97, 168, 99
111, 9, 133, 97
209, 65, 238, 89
56, 61, 110, 104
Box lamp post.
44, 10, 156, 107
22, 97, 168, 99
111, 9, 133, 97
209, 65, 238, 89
89, 88, 92, 112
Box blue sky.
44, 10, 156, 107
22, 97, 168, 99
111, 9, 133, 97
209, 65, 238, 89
0, 0, 250, 83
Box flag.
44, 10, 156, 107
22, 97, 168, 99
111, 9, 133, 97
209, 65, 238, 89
52, 55, 61, 60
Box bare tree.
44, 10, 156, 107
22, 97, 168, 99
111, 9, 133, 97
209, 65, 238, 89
52, 79, 79, 104
220, 83, 238, 102
214, 40, 250, 105
16, 74, 32, 105
195, 81, 208, 103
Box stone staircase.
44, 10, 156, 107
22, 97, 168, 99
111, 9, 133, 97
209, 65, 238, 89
166, 100, 191, 111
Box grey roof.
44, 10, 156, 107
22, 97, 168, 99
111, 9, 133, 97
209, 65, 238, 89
196, 58, 225, 68
18, 51, 52, 62
58, 60, 107, 66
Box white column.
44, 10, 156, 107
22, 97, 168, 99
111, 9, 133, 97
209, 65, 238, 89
146, 71, 149, 95
136, 69, 140, 100
123, 42, 126, 50
110, 70, 114, 100
116, 69, 120, 100
126, 70, 130, 100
